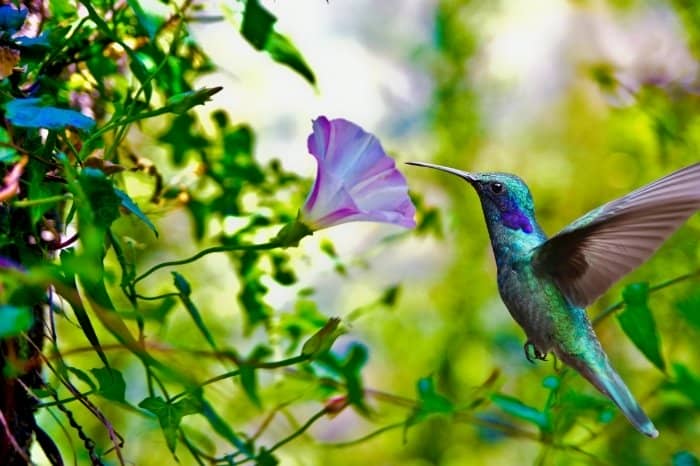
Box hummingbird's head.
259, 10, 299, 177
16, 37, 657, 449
407, 161, 537, 234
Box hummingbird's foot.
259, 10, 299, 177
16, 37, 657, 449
524, 341, 548, 364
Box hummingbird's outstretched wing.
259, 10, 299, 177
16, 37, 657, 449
532, 162, 700, 308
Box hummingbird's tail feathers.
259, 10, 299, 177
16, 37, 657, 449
558, 350, 659, 438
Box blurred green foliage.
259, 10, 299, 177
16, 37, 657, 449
0, 1, 698, 465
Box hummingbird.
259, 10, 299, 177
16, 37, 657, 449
407, 160, 700, 438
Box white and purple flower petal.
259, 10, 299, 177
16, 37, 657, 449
300, 116, 416, 230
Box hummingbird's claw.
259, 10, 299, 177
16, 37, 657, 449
524, 341, 548, 363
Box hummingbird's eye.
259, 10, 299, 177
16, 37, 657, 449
490, 182, 504, 195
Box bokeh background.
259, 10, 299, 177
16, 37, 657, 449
33, 0, 700, 465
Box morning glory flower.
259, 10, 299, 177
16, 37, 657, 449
301, 116, 415, 229
275, 116, 416, 246
135, 117, 417, 283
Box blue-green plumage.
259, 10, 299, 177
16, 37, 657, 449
408, 161, 700, 438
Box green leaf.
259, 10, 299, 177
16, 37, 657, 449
82, 0, 158, 104
5, 98, 96, 131
220, 125, 258, 179
675, 290, 700, 330
491, 393, 550, 431
120, 296, 176, 322
78, 168, 122, 230
239, 346, 272, 407
256, 448, 279, 466
140, 397, 177, 451
61, 157, 110, 266
49, 0, 76, 19
84, 266, 169, 373
668, 363, 700, 408
279, 299, 326, 352
617, 283, 665, 371
301, 317, 343, 358
0, 127, 17, 162
0, 305, 33, 338
200, 400, 252, 457
91, 367, 126, 402
172, 272, 217, 351
126, 0, 163, 40
416, 377, 454, 414
319, 239, 347, 275
114, 188, 158, 236
239, 365, 260, 407
66, 366, 96, 390
403, 375, 454, 439
57, 258, 110, 367
241, 0, 276, 50
171, 271, 191, 296
271, 253, 296, 285
186, 199, 209, 240
176, 395, 203, 417
380, 285, 401, 307
128, 52, 153, 103
673, 451, 700, 466
207, 124, 265, 218
139, 396, 167, 413
318, 343, 369, 412
416, 206, 442, 237
411, 376, 454, 423
343, 344, 368, 409
165, 87, 223, 115
550, 388, 615, 432
239, 0, 314, 85
320, 239, 338, 258
27, 161, 63, 225
139, 395, 202, 453
158, 113, 209, 165
265, 32, 316, 86
239, 276, 272, 329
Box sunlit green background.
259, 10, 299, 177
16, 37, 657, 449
31, 1, 700, 465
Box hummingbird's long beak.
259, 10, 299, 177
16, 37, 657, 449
405, 161, 476, 183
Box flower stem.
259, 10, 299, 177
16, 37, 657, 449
12, 194, 73, 207
132, 219, 316, 286
592, 269, 700, 325
132, 240, 281, 285
169, 354, 309, 403
266, 408, 327, 454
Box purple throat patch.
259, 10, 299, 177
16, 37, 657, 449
501, 210, 533, 233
